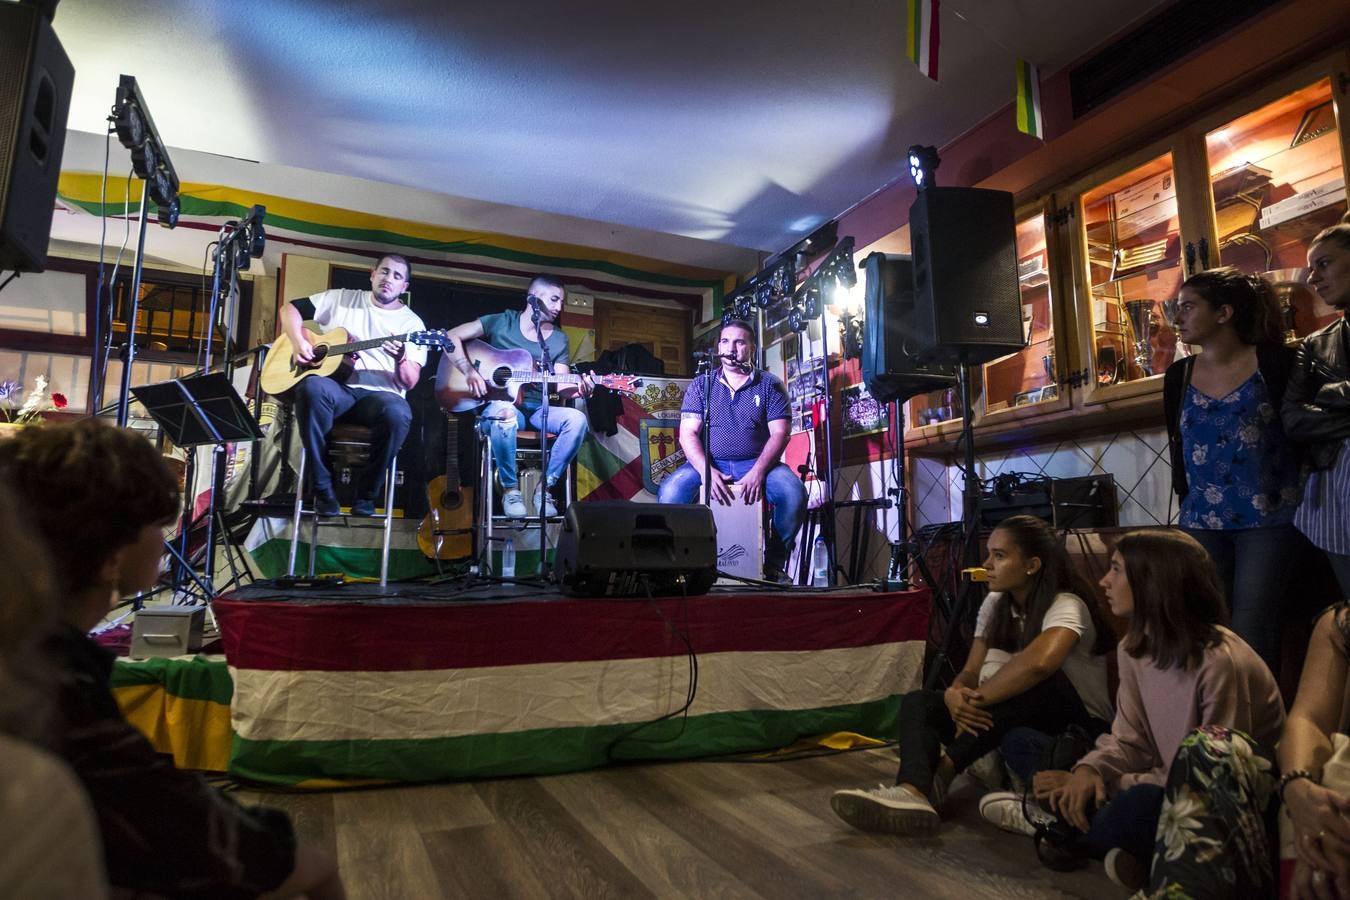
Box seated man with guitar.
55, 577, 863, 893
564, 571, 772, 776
657, 318, 806, 584
441, 275, 593, 518
276, 253, 428, 516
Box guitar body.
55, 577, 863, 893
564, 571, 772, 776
435, 339, 643, 413
436, 341, 540, 412
418, 413, 475, 560
261, 326, 357, 397
417, 474, 475, 560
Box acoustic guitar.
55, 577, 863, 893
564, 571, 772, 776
417, 411, 474, 561
436, 339, 641, 413
261, 325, 454, 397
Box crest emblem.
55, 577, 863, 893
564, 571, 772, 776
639, 418, 684, 495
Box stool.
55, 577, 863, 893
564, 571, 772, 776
478, 426, 575, 575
287, 422, 399, 587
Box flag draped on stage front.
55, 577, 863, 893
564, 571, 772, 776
1015, 58, 1045, 140
907, 0, 940, 81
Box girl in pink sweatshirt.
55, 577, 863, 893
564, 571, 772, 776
1043, 529, 1285, 895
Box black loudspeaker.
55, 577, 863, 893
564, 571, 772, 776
860, 252, 957, 403
554, 501, 718, 597
0, 3, 73, 274
910, 187, 1023, 366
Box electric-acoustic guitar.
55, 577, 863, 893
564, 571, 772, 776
435, 339, 642, 413
417, 411, 474, 561
261, 325, 454, 398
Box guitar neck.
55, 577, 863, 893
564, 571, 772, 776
327, 332, 418, 355
502, 369, 583, 385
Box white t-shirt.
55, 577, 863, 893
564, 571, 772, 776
308, 288, 429, 395
974, 590, 1113, 722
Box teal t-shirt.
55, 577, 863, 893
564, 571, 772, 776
479, 309, 570, 408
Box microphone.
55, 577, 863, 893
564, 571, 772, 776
692, 350, 739, 360
526, 294, 545, 312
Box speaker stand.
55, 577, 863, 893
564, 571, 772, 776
922, 358, 987, 690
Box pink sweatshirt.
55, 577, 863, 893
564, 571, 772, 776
1078, 627, 1286, 793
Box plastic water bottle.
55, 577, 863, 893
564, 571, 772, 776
811, 536, 830, 587
501, 537, 516, 578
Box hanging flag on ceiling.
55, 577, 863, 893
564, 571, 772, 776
1015, 58, 1045, 140
907, 0, 940, 81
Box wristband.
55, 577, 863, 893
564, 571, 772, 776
1278, 769, 1319, 802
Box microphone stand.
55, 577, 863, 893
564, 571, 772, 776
531, 300, 552, 580
700, 356, 717, 508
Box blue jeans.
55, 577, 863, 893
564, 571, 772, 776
480, 400, 587, 490
658, 458, 806, 563
1182, 524, 1306, 672
1080, 784, 1165, 861
292, 378, 411, 497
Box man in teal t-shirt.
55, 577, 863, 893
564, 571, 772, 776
444, 274, 593, 517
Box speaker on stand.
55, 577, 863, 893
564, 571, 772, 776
0, 1, 73, 276
905, 186, 1024, 688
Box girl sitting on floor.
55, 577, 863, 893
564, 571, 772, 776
831, 514, 1114, 836
1042, 529, 1285, 894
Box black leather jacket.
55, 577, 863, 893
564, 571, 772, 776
1282, 316, 1350, 471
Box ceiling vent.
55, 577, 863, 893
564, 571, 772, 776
1069, 0, 1282, 120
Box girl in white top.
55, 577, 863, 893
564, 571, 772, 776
831, 514, 1114, 836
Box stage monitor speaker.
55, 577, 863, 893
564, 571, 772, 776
554, 501, 718, 598
910, 187, 1024, 366
0, 3, 73, 274
860, 251, 957, 403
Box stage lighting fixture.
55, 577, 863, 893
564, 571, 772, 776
803, 283, 822, 319
228, 204, 267, 270
787, 305, 807, 333
113, 75, 179, 229
754, 282, 773, 309
908, 144, 940, 190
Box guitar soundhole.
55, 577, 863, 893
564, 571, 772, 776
491, 366, 511, 387
441, 488, 463, 509
311, 346, 329, 364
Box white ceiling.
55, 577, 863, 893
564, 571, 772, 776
46, 0, 1173, 269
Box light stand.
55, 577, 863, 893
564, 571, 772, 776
885, 399, 911, 589
102, 75, 179, 426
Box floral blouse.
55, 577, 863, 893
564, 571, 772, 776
1178, 372, 1301, 530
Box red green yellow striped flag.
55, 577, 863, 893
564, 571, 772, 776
907, 0, 940, 81
1015, 58, 1045, 140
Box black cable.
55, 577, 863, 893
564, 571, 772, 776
602, 576, 699, 764
0, 272, 18, 294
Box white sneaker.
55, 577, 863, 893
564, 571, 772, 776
978, 790, 1054, 837
830, 784, 939, 836
534, 484, 558, 518
501, 489, 527, 518
1104, 847, 1147, 892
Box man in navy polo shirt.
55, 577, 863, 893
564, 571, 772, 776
657, 319, 806, 583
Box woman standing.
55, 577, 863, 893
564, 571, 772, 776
831, 515, 1113, 836
1163, 267, 1303, 672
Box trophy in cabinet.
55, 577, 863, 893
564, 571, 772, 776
1125, 299, 1159, 377
1160, 297, 1189, 363
1266, 268, 1308, 344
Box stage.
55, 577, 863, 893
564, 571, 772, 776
117, 581, 929, 788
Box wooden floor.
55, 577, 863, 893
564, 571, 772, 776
235, 746, 1119, 899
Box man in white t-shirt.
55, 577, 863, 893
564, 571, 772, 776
278, 254, 428, 516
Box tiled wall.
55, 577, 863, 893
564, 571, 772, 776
830, 425, 1178, 583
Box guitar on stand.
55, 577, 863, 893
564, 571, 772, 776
418, 411, 475, 561
437, 340, 642, 413
260, 325, 454, 397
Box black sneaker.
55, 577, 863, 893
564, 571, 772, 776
352, 498, 377, 517
315, 491, 341, 516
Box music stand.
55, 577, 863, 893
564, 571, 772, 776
132, 372, 263, 602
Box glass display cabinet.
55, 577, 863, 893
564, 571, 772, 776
981, 209, 1068, 418
1204, 76, 1348, 340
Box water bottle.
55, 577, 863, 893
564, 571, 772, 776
811, 536, 830, 587
501, 536, 516, 578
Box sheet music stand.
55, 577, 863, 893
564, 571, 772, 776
132, 372, 263, 602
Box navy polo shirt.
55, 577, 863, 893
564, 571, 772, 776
681, 368, 791, 461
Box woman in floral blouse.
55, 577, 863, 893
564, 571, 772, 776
1162, 267, 1303, 672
